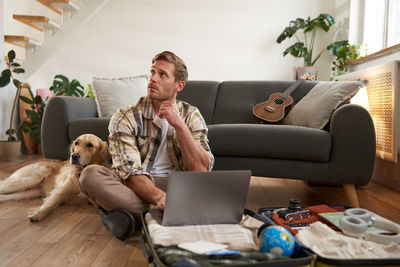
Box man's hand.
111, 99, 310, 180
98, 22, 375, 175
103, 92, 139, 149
158, 101, 183, 128
126, 175, 166, 209
156, 194, 166, 210
158, 101, 210, 171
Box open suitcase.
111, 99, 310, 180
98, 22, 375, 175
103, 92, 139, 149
140, 209, 313, 267
257, 205, 400, 267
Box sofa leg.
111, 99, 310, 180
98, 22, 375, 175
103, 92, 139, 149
342, 184, 360, 208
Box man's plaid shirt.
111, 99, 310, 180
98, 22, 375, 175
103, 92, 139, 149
108, 96, 214, 180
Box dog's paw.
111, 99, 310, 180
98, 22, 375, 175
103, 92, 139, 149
27, 209, 43, 222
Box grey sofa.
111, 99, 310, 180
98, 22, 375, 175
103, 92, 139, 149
42, 80, 376, 207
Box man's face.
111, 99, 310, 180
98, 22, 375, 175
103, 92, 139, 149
148, 60, 181, 101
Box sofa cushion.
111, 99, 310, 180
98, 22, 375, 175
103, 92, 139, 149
208, 124, 331, 162
92, 75, 148, 119
283, 81, 364, 129
68, 118, 110, 143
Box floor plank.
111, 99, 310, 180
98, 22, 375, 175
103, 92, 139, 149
0, 154, 399, 267
31, 233, 110, 267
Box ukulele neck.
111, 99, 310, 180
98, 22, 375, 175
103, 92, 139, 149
281, 78, 304, 98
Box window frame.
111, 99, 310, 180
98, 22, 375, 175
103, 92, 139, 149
349, 0, 398, 54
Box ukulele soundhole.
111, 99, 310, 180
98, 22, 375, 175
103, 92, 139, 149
274, 98, 284, 104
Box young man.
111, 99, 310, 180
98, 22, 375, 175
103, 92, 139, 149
79, 51, 214, 240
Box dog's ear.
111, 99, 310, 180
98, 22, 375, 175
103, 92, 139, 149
98, 140, 110, 162
69, 138, 77, 153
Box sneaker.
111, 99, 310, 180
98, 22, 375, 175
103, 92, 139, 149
99, 207, 135, 240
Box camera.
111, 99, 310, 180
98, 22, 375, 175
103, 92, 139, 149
276, 199, 311, 222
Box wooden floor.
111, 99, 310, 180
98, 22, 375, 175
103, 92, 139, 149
1, 154, 400, 266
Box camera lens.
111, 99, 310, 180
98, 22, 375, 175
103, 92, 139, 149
288, 199, 301, 211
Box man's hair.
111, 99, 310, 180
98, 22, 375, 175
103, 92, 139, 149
152, 51, 188, 83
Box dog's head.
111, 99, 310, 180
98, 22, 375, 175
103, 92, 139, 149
70, 134, 110, 168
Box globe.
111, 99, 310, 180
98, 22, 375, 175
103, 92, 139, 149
259, 225, 295, 257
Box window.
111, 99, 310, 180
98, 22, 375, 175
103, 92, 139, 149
387, 0, 400, 46
350, 0, 400, 54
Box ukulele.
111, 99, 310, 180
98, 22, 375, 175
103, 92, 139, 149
252, 73, 314, 124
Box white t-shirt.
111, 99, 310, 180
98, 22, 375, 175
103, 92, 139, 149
150, 115, 173, 177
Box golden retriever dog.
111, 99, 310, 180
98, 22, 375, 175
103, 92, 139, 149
0, 134, 111, 222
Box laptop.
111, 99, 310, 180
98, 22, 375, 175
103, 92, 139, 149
151, 170, 251, 226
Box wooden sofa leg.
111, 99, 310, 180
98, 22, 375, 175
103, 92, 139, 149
342, 184, 360, 208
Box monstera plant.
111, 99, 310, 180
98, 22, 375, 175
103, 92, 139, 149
49, 74, 84, 96
276, 14, 335, 79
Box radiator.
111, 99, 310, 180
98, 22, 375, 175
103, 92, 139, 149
338, 60, 399, 162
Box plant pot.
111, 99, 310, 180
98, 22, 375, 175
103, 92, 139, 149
296, 66, 318, 80
0, 141, 21, 161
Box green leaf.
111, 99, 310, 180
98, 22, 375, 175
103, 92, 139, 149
276, 18, 306, 43
54, 74, 69, 87
2, 69, 12, 77
34, 95, 43, 105
19, 95, 34, 104
13, 79, 21, 89
86, 84, 95, 99
25, 109, 36, 118
305, 14, 335, 33
20, 121, 31, 133
283, 42, 307, 58
0, 74, 11, 87
7, 50, 16, 62
70, 79, 84, 96
5, 128, 15, 134
327, 40, 349, 56
13, 68, 25, 74
50, 74, 71, 96
11, 62, 20, 67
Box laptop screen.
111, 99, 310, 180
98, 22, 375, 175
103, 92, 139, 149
162, 170, 251, 226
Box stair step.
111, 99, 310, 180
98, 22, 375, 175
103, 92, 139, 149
36, 0, 79, 15
13, 15, 61, 32
4, 35, 42, 48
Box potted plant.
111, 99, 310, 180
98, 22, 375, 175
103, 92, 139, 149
19, 90, 48, 150
49, 74, 84, 96
327, 40, 361, 81
0, 50, 25, 161
276, 14, 335, 79
18, 74, 85, 153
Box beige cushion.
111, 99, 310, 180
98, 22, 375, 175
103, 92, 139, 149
283, 81, 364, 129
92, 75, 148, 118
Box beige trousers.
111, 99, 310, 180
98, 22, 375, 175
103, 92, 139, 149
79, 165, 167, 219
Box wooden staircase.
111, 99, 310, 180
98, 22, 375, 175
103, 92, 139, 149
36, 0, 79, 15
13, 15, 61, 32
4, 35, 42, 48
2, 0, 109, 80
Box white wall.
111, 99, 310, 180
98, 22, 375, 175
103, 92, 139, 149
2, 0, 344, 140
26, 0, 336, 89
0, 0, 4, 66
